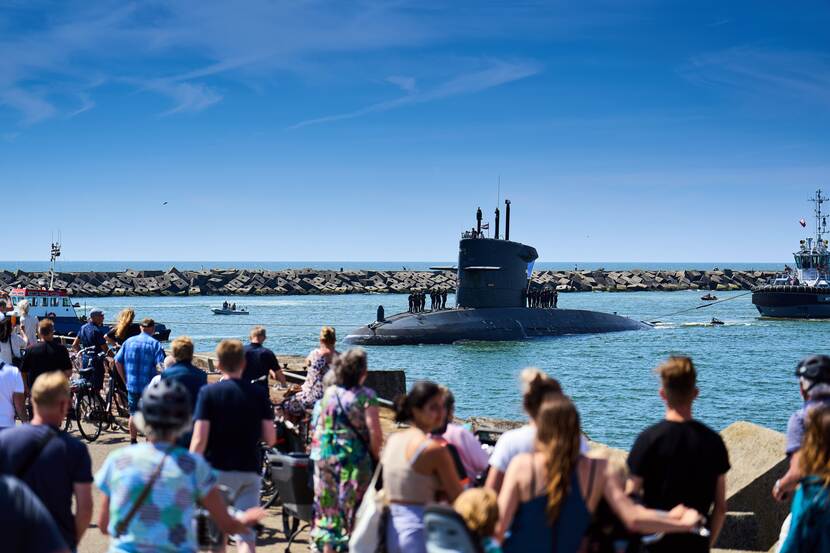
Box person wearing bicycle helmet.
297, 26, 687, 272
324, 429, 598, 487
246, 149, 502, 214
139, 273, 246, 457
95, 379, 264, 553
774, 356, 830, 502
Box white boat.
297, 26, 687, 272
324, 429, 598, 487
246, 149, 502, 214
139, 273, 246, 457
212, 308, 249, 315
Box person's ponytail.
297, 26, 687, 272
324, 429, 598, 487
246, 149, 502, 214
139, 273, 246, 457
521, 368, 563, 419
534, 395, 581, 525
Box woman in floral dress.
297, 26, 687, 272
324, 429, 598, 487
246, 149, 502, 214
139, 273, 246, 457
283, 326, 338, 419
310, 348, 383, 553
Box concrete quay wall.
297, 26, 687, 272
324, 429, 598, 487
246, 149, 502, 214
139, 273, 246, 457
0, 267, 778, 297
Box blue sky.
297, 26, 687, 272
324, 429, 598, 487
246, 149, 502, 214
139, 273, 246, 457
1, 1, 829, 263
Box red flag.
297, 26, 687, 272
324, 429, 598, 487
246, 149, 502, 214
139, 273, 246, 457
800, 218, 807, 227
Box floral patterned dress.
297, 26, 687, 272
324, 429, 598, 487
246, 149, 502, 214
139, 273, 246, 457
309, 384, 378, 552
283, 348, 335, 418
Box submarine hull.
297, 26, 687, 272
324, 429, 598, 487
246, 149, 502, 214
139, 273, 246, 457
345, 308, 649, 346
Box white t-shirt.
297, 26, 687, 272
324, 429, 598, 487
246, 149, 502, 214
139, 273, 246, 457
0, 334, 26, 365
20, 316, 38, 348
0, 362, 24, 427
489, 424, 590, 473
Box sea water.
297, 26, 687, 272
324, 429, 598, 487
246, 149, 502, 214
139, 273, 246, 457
72, 289, 816, 450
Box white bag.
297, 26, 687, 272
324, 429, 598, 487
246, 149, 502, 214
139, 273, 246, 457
349, 465, 386, 553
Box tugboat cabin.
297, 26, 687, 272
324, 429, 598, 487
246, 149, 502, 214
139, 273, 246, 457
793, 237, 830, 287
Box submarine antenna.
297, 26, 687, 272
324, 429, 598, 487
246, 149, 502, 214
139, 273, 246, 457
505, 199, 511, 241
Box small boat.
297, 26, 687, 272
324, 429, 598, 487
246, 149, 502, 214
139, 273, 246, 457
212, 308, 249, 315
701, 293, 717, 301
710, 318, 725, 326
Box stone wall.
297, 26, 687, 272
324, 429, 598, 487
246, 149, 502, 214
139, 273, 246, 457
0, 267, 778, 297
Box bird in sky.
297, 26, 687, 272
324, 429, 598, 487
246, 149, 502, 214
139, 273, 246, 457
162, 201, 168, 206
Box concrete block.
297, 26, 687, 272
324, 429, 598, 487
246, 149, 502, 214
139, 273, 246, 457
718, 421, 789, 551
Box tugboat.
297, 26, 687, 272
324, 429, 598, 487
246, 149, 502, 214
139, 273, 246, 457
752, 189, 830, 318
7, 242, 172, 340
345, 201, 649, 345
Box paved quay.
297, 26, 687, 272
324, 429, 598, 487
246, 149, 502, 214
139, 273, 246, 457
1, 267, 778, 296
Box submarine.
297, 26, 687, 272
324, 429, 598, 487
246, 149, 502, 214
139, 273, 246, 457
345, 201, 650, 346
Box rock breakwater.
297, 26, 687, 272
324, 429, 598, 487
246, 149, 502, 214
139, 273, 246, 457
0, 267, 778, 297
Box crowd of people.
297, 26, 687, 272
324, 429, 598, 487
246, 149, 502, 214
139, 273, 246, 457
302, 355, 830, 553
0, 303, 830, 553
407, 289, 449, 313
524, 285, 558, 309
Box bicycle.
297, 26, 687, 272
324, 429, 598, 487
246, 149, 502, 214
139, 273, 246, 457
69, 347, 107, 442
101, 358, 129, 433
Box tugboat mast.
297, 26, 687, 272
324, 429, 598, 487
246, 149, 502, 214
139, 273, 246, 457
811, 189, 828, 244
49, 240, 61, 291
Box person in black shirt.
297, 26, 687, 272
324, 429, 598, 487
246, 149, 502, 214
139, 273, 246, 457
20, 319, 72, 389
191, 339, 276, 553
242, 326, 286, 389
0, 475, 70, 553
0, 371, 92, 551
627, 356, 729, 553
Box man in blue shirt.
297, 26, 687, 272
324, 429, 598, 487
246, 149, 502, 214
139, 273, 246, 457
115, 318, 165, 444
161, 335, 207, 448
71, 308, 108, 391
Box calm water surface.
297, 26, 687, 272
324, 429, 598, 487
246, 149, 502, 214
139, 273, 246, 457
75, 290, 818, 450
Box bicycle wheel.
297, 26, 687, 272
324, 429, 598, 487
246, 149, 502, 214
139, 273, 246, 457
108, 387, 130, 433
75, 392, 103, 442
259, 446, 279, 509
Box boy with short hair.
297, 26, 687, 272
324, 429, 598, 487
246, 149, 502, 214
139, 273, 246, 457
190, 339, 276, 553
627, 356, 729, 553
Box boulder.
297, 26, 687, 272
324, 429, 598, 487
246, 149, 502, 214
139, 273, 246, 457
716, 421, 789, 551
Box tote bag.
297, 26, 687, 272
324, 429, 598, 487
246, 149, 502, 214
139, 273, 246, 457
349, 464, 386, 553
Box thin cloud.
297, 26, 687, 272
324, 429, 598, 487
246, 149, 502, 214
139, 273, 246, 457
0, 88, 57, 125
0, 1, 612, 127
706, 18, 731, 28
66, 92, 95, 118
291, 60, 542, 129
386, 76, 417, 94
681, 47, 830, 107
144, 80, 223, 116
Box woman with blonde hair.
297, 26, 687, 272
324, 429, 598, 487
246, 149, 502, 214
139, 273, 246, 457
16, 300, 37, 348
106, 308, 140, 346
780, 404, 830, 552
284, 326, 338, 419
498, 396, 704, 552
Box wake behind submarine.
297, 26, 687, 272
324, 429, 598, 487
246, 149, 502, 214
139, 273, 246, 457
345, 201, 650, 346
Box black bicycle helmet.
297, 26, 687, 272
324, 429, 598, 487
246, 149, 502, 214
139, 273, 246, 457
795, 355, 830, 384
139, 379, 191, 429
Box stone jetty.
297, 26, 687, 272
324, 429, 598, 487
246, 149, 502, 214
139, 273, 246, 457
0, 267, 778, 297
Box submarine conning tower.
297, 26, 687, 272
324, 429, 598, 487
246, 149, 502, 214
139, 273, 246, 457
456, 200, 539, 309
